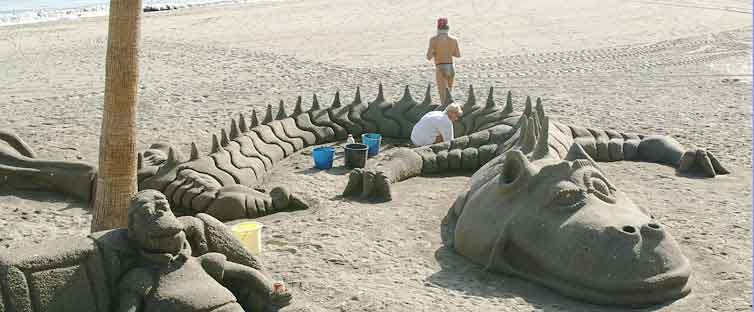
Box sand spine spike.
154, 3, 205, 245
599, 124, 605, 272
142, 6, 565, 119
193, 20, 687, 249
502, 90, 513, 114
239, 113, 248, 132
375, 83, 385, 102
190, 142, 200, 160
518, 117, 537, 154
530, 101, 542, 139
421, 84, 432, 106
250, 109, 259, 127
310, 93, 320, 111
485, 87, 495, 109
211, 134, 220, 153
229, 119, 240, 139
276, 100, 288, 120
166, 148, 179, 167
533, 116, 550, 159
262, 104, 274, 125
331, 91, 342, 108
400, 85, 413, 102
512, 117, 529, 151
523, 96, 532, 116
293, 96, 304, 115
464, 85, 476, 111
354, 86, 362, 104
535, 98, 545, 122
220, 129, 230, 147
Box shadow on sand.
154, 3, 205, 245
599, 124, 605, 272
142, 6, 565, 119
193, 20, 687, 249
427, 246, 672, 312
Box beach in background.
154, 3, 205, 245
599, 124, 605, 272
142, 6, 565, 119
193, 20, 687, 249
0, 0, 751, 310
0, 0, 266, 26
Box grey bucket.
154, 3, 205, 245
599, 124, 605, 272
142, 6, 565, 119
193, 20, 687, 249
344, 143, 368, 169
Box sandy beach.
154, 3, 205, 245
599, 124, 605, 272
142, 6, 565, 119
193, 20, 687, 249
0, 0, 751, 310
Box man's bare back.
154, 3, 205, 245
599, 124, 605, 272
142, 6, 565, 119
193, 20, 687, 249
426, 17, 461, 105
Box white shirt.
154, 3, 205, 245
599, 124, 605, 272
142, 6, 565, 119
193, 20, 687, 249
411, 111, 454, 146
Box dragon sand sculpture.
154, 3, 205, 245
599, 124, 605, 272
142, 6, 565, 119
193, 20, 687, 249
0, 84, 728, 307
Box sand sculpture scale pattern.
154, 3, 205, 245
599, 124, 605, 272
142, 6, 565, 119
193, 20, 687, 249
0, 83, 732, 308
135, 84, 454, 220
138, 84, 574, 215
136, 84, 436, 220
131, 83, 729, 307
0, 83, 728, 222
132, 80, 725, 216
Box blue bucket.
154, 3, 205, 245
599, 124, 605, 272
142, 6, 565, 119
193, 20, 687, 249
361, 133, 382, 157
312, 146, 335, 169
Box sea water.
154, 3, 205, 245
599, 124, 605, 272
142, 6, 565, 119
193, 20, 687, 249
0, 0, 250, 26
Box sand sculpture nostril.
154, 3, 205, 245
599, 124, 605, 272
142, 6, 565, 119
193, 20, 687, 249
641, 223, 666, 239
622, 225, 637, 234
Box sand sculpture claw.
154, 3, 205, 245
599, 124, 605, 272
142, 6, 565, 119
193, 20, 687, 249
678, 148, 729, 177
342, 168, 392, 201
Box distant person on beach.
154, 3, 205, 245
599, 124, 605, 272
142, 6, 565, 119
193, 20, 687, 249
426, 17, 461, 105
411, 103, 463, 146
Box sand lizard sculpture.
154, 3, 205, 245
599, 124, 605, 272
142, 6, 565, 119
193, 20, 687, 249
0, 84, 728, 306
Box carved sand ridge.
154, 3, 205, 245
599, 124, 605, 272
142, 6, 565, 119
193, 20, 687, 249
0, 83, 728, 222
0, 83, 730, 308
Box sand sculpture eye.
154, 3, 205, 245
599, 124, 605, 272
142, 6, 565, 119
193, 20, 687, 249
584, 172, 616, 204
551, 188, 587, 211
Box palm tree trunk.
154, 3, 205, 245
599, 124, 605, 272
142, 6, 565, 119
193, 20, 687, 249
91, 0, 143, 232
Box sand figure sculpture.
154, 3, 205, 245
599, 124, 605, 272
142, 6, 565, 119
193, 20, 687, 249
338, 86, 724, 306
0, 84, 729, 306
341, 85, 727, 200
440, 130, 694, 306
0, 190, 290, 311
118, 189, 291, 311
0, 84, 727, 213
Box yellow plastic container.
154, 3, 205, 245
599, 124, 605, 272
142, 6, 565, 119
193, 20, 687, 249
231, 222, 264, 254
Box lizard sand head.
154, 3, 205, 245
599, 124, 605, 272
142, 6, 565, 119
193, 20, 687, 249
450, 144, 691, 306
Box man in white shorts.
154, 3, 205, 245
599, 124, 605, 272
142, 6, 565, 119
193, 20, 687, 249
411, 103, 463, 146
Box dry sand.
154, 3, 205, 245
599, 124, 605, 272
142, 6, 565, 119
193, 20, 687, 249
0, 0, 751, 311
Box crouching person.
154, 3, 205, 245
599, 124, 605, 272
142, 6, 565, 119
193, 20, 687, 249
410, 102, 463, 146
117, 189, 291, 312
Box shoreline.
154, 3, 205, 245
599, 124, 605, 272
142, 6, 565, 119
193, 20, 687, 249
0, 0, 750, 310
0, 0, 286, 28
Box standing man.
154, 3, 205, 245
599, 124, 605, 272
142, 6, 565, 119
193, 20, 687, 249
426, 17, 461, 105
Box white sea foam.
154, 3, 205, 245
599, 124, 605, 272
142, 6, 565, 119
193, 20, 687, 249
0, 0, 256, 27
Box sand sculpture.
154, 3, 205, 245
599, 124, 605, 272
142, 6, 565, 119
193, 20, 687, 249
341, 85, 727, 200
441, 144, 693, 306
338, 85, 725, 306
0, 84, 725, 211
0, 84, 729, 306
0, 131, 96, 200
0, 189, 290, 311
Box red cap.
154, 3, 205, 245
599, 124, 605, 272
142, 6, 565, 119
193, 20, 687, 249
437, 17, 448, 29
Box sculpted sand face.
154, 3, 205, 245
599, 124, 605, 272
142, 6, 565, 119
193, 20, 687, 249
443, 148, 691, 306
0, 84, 728, 306
120, 190, 292, 311
128, 190, 187, 254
